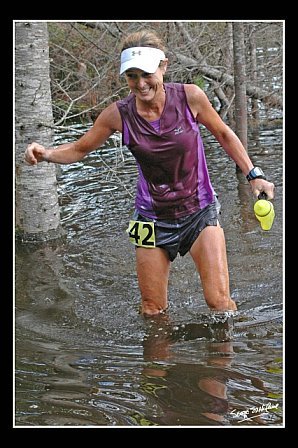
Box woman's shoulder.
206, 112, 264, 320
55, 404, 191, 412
184, 84, 208, 111
96, 101, 122, 132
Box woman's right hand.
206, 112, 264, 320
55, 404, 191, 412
24, 142, 48, 165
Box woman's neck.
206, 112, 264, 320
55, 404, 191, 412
136, 87, 166, 121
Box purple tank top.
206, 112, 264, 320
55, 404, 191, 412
117, 83, 214, 220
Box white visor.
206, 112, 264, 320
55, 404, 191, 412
120, 47, 166, 75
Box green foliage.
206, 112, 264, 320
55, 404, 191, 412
193, 76, 205, 90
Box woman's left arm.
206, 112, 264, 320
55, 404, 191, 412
184, 84, 275, 200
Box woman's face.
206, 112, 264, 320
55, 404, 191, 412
125, 63, 167, 102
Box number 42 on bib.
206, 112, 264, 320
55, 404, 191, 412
126, 220, 156, 248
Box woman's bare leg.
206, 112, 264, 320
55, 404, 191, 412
136, 247, 171, 316
190, 224, 237, 311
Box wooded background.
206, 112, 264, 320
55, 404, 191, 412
47, 21, 283, 129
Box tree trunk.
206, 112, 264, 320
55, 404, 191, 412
15, 22, 64, 242
225, 22, 236, 127
249, 24, 260, 124
232, 22, 248, 151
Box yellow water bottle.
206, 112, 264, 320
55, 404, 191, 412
254, 193, 275, 231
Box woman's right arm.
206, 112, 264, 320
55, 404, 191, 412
24, 102, 122, 165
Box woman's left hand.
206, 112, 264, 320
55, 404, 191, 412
250, 179, 275, 200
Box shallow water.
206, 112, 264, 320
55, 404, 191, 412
15, 126, 283, 427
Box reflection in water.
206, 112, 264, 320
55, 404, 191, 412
142, 314, 233, 425
15, 128, 283, 427
140, 314, 281, 426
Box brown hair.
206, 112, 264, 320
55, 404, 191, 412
121, 30, 166, 53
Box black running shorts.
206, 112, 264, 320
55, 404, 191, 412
132, 197, 221, 262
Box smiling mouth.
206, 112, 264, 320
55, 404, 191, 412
138, 88, 151, 94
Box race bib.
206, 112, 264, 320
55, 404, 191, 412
127, 220, 156, 248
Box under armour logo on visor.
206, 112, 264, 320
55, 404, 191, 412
132, 50, 142, 56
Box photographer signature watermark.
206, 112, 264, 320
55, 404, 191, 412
230, 402, 279, 423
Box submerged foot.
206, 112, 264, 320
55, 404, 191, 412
209, 298, 237, 312
139, 301, 168, 317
